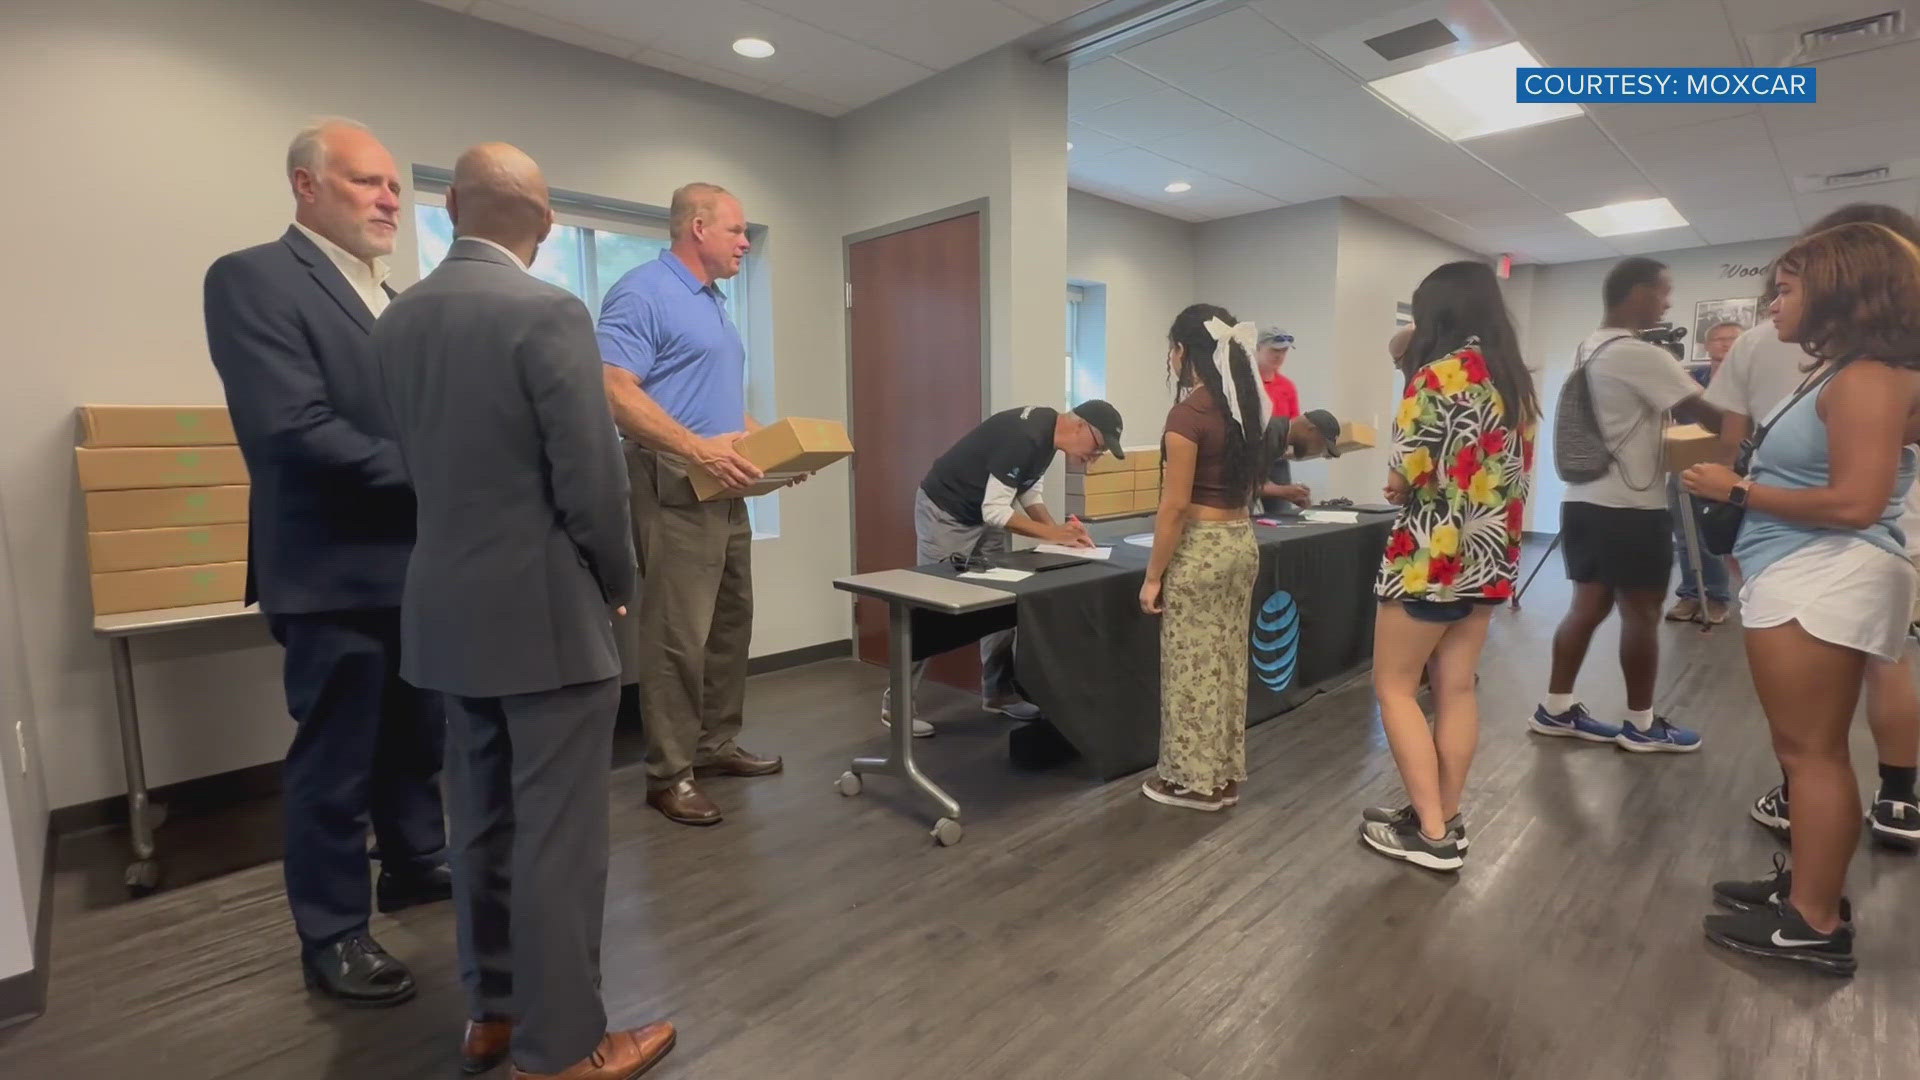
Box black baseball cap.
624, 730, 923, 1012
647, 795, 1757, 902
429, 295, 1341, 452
1071, 399, 1125, 459
1302, 409, 1342, 457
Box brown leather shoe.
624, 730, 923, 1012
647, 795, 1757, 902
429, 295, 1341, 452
695, 746, 784, 777
462, 1017, 514, 1075
646, 779, 722, 826
511, 1023, 676, 1080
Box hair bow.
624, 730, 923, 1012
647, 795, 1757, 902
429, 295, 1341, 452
1204, 317, 1271, 437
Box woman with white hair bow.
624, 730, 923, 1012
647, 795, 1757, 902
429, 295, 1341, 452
1140, 304, 1273, 811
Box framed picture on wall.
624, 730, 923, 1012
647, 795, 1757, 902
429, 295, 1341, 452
1691, 297, 1757, 359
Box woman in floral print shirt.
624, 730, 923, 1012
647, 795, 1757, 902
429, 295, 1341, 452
1360, 261, 1538, 872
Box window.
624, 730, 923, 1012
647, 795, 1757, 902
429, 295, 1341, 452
1066, 283, 1107, 406
412, 184, 776, 537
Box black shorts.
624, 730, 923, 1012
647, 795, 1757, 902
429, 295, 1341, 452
1561, 502, 1673, 591
1402, 599, 1477, 624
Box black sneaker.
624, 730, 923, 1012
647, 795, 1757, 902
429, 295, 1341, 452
1703, 898, 1855, 976
1750, 784, 1789, 833
1361, 803, 1469, 850
1868, 797, 1920, 851
1359, 816, 1463, 871
1712, 852, 1791, 913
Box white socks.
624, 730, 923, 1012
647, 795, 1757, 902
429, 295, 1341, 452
1624, 708, 1654, 732
1543, 693, 1577, 715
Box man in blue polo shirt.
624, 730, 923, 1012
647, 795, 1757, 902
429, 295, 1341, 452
599, 182, 783, 827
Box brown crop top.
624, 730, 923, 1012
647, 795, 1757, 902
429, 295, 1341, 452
1162, 385, 1250, 511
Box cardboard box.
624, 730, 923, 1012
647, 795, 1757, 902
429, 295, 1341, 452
1665, 424, 1720, 471
90, 561, 247, 616
75, 446, 249, 491
1067, 471, 1133, 497
1133, 470, 1161, 492
77, 405, 235, 448
1129, 448, 1162, 472
1075, 452, 1131, 476
1082, 491, 1134, 518
1131, 488, 1161, 512
85, 485, 250, 531
688, 418, 853, 501
87, 523, 248, 574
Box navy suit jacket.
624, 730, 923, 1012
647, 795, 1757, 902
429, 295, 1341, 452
203, 226, 415, 614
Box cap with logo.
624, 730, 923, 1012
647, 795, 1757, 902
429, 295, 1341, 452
1070, 399, 1125, 459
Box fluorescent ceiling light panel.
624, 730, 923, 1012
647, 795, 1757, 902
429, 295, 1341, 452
1368, 41, 1580, 141
1566, 197, 1689, 237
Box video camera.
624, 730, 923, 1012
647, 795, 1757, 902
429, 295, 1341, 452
1637, 322, 1688, 359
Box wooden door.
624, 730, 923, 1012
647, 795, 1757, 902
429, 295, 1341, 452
848, 212, 984, 687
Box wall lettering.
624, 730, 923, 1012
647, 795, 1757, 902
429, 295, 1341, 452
1720, 262, 1769, 280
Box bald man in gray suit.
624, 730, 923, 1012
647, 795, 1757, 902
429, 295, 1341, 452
371, 144, 673, 1080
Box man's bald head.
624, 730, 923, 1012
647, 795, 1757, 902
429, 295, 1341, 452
447, 142, 553, 256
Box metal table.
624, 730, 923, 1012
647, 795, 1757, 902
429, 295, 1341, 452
92, 600, 260, 895
831, 569, 1016, 847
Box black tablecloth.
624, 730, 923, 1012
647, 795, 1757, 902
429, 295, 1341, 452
907, 512, 1394, 779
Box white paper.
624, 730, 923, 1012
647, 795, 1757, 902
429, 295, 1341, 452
1036, 544, 1111, 560
1301, 510, 1361, 524
1123, 533, 1154, 548
960, 567, 1033, 583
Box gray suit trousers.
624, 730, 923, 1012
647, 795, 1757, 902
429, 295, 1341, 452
444, 676, 619, 1074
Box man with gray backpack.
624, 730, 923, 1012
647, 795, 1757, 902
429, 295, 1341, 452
1535, 257, 1723, 752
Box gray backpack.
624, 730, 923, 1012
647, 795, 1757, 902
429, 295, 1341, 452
1553, 335, 1632, 484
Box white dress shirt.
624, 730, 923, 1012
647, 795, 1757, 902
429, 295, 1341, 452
293, 221, 391, 317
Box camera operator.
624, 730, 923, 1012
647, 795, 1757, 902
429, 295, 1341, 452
1532, 257, 1722, 753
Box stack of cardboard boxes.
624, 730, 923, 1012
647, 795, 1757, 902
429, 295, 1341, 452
1065, 446, 1162, 520
76, 406, 250, 617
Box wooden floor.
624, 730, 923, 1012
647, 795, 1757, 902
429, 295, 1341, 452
5, 564, 1918, 1080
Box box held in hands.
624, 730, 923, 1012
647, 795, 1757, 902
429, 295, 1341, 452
688, 418, 853, 501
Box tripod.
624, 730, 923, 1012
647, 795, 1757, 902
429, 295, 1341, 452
1512, 487, 1716, 635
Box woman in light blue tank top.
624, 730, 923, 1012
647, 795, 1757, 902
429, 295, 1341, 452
1682, 221, 1920, 974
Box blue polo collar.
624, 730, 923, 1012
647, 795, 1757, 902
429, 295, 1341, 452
660, 249, 716, 296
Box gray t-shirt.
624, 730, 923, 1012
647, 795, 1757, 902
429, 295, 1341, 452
1565, 327, 1703, 511
1704, 318, 1816, 423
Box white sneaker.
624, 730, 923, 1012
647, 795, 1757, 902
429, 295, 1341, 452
985, 697, 1042, 721
879, 702, 934, 738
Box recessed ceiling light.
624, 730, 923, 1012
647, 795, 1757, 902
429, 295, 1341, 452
1164, 181, 1192, 193
1066, 141, 1074, 150
1566, 197, 1689, 237
1368, 41, 1580, 142
732, 37, 775, 59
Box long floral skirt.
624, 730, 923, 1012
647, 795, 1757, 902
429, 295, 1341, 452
1156, 519, 1259, 793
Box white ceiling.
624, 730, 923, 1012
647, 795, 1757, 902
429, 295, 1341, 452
419, 0, 1920, 264
417, 0, 1113, 116
1069, 0, 1920, 262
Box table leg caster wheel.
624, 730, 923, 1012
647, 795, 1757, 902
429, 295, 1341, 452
836, 771, 862, 797
932, 818, 963, 846
125, 859, 161, 898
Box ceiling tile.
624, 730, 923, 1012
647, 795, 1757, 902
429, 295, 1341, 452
1528, 0, 1740, 68
1491, 226, 1621, 263
1679, 199, 1801, 245
752, 83, 851, 116
1233, 86, 1423, 166
1177, 182, 1288, 220
633, 48, 774, 96
1607, 224, 1707, 255
1147, 120, 1372, 202
1794, 179, 1920, 227
1066, 122, 1130, 161
1468, 116, 1660, 211
1448, 203, 1580, 233
1756, 41, 1920, 138
1070, 146, 1200, 193
756, 0, 1041, 70
467, 0, 640, 58
1067, 57, 1167, 115
1068, 176, 1208, 222
1248, 0, 1445, 40
1164, 41, 1363, 110
485, 0, 677, 46
418, 0, 476, 10
640, 0, 931, 96
1585, 100, 1759, 138
1492, 0, 1664, 35
1001, 0, 1110, 22
1719, 0, 1843, 33
1616, 112, 1785, 191
1118, 6, 1300, 81
1076, 85, 1236, 144
1354, 196, 1497, 254
1769, 118, 1920, 177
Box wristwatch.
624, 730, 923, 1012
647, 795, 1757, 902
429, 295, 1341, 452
1728, 480, 1753, 508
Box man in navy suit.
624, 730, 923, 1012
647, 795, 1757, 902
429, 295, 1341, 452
203, 118, 448, 1007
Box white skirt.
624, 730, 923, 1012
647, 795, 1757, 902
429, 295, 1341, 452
1741, 534, 1916, 662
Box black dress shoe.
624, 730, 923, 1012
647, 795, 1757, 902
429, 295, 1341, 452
302, 933, 417, 1008
376, 863, 454, 914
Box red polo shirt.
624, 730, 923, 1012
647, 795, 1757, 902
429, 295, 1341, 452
1262, 369, 1299, 419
